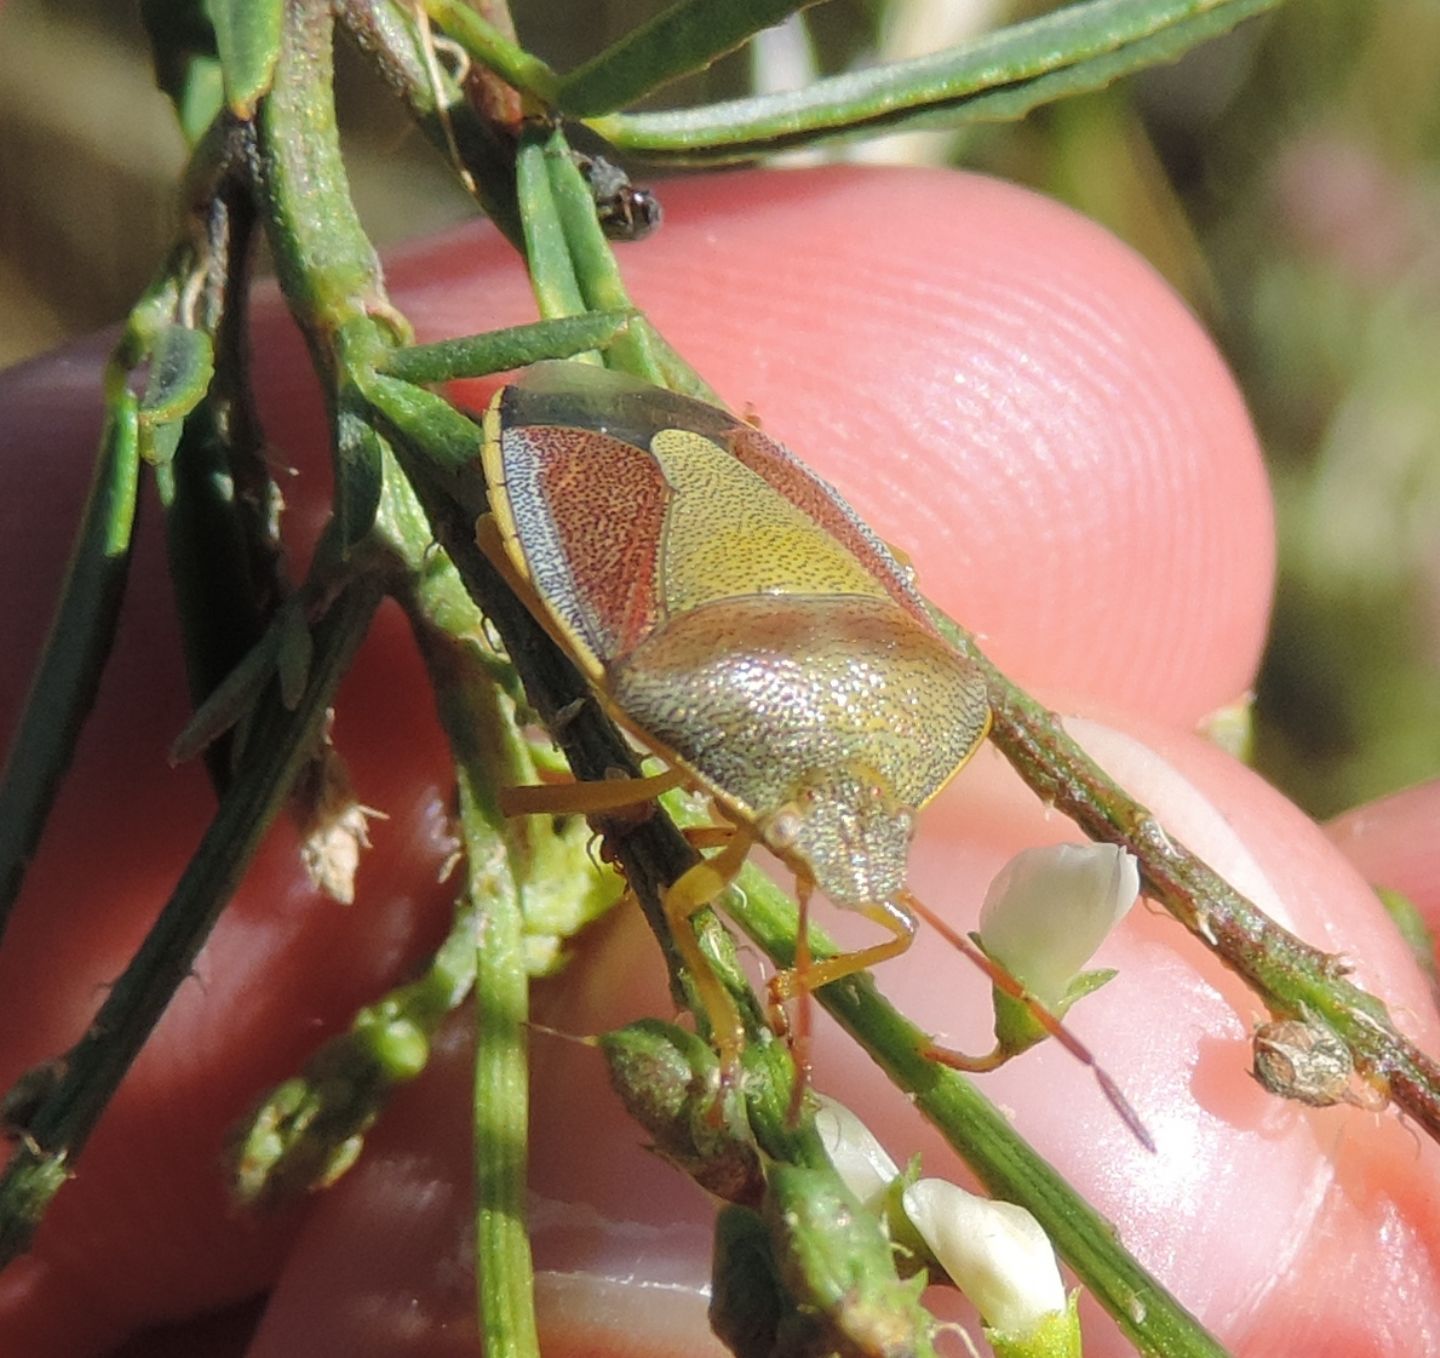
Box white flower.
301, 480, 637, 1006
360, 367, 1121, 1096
978, 843, 1140, 1009
813, 1094, 900, 1210
901, 1179, 1068, 1339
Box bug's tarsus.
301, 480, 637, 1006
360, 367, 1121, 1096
921, 1042, 1008, 1074
661, 829, 754, 1087
901, 891, 1155, 1153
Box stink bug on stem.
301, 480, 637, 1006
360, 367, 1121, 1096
477, 362, 1098, 1105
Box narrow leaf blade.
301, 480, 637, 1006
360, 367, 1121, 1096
556, 0, 821, 117
598, 0, 1282, 163
207, 0, 283, 118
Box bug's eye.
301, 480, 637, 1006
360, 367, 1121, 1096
767, 806, 805, 849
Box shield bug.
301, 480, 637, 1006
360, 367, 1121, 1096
478, 362, 991, 1074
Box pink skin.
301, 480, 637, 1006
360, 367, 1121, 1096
0, 168, 1435, 1355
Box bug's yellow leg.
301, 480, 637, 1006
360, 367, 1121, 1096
499, 766, 687, 818
680, 824, 737, 851
784, 877, 817, 1120
767, 893, 916, 1121
662, 829, 754, 1081
769, 896, 918, 1002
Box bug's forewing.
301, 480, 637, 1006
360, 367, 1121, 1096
723, 424, 939, 631
484, 409, 671, 668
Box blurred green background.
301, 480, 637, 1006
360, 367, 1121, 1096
2, 0, 1437, 819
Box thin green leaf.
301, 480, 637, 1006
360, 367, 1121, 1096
140, 0, 225, 144
139, 325, 215, 466
363, 372, 485, 480
0, 393, 141, 943
207, 0, 283, 118
593, 0, 1283, 163
421, 0, 557, 101
541, 131, 664, 383
335, 400, 385, 550
380, 311, 638, 385
168, 622, 284, 765
515, 129, 589, 327
141, 325, 215, 425
642, 325, 723, 405
555, 0, 823, 117
276, 602, 314, 710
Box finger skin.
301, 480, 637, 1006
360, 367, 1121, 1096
0, 165, 1397, 1357
1328, 781, 1440, 926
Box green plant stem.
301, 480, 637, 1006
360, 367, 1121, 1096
591, 0, 1283, 163
250, 13, 547, 1344
936, 618, 1440, 1139
378, 461, 543, 1356
457, 717, 539, 1358
258, 0, 388, 359
0, 578, 382, 1264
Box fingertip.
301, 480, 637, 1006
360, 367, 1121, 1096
1327, 780, 1440, 923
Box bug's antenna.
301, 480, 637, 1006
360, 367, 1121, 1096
898, 890, 1155, 1153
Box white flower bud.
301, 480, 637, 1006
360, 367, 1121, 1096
901, 1179, 1067, 1338
978, 843, 1140, 1008
813, 1094, 900, 1210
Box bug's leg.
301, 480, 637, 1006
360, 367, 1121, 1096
661, 829, 755, 1086
768, 894, 919, 1121
899, 890, 1155, 1152
680, 825, 736, 850
769, 895, 919, 1002
778, 877, 817, 1121
498, 766, 687, 818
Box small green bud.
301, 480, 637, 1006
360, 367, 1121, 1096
361, 1017, 430, 1082
599, 1019, 762, 1204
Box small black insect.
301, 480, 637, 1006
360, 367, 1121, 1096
577, 153, 663, 242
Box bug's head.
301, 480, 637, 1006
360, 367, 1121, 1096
759, 764, 917, 908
